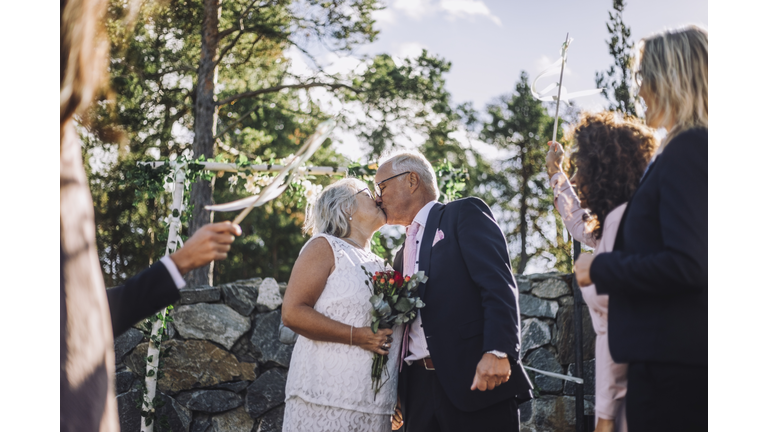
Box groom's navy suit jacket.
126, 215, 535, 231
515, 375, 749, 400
395, 197, 533, 413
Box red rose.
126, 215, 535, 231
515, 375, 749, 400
393, 271, 405, 288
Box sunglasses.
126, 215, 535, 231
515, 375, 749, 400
374, 171, 411, 198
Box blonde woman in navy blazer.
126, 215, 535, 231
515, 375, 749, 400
574, 25, 708, 432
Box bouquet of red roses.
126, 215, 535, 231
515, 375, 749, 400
361, 266, 427, 397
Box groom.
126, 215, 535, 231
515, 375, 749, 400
375, 151, 533, 432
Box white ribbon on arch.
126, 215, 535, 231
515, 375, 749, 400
205, 119, 337, 223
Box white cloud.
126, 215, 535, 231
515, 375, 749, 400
391, 0, 433, 19
394, 42, 428, 59
388, 0, 500, 26
371, 8, 397, 26
439, 0, 501, 26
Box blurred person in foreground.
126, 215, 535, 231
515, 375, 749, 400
574, 25, 708, 432
61, 1, 240, 430
545, 111, 658, 432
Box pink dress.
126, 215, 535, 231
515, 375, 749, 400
550, 173, 628, 432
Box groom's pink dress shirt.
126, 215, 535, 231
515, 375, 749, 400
403, 200, 438, 365
551, 172, 628, 431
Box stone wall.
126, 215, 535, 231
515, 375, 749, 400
113, 272, 596, 432
517, 273, 597, 432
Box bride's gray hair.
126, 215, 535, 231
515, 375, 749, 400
303, 178, 367, 237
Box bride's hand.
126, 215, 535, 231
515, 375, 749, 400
391, 397, 404, 430
353, 327, 394, 355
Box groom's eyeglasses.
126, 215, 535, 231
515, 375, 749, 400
374, 171, 411, 198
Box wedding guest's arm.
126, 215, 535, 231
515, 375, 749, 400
546, 141, 598, 248
281, 237, 392, 355
455, 198, 519, 391
589, 131, 707, 296
107, 221, 241, 337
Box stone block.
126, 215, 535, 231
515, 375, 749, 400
190, 417, 212, 432
258, 405, 285, 432
530, 395, 576, 431
208, 380, 250, 393
220, 278, 261, 316
211, 406, 254, 432
256, 278, 283, 312
519, 399, 533, 424
245, 368, 287, 419
519, 294, 559, 319
525, 348, 564, 393
114, 328, 144, 364
516, 275, 532, 293
126, 340, 256, 393
531, 277, 571, 299
172, 303, 250, 350
175, 389, 243, 413
115, 370, 136, 395
250, 311, 293, 367
564, 358, 596, 396
117, 386, 191, 432
555, 304, 596, 365
179, 285, 220, 304
521, 318, 551, 357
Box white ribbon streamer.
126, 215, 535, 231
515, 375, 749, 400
531, 38, 603, 105
524, 365, 584, 384
205, 119, 336, 215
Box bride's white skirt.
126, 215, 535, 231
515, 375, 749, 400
283, 396, 391, 432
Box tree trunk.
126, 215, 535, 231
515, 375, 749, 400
187, 0, 221, 287
517, 154, 530, 274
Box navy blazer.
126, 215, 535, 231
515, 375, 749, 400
395, 197, 533, 412
591, 128, 708, 365
106, 261, 180, 337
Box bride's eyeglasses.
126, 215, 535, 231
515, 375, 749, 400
356, 187, 375, 201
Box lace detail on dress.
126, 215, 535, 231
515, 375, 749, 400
283, 396, 391, 432
285, 234, 402, 421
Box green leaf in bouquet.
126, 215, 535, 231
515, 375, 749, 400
371, 319, 380, 333
414, 299, 425, 308
394, 297, 412, 313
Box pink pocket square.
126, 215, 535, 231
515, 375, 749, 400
432, 229, 445, 246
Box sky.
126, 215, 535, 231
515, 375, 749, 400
296, 0, 708, 161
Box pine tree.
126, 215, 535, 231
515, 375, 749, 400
595, 0, 637, 116
480, 72, 572, 274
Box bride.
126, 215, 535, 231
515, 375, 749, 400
281, 178, 403, 431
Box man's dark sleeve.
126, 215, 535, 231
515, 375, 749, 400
106, 261, 181, 337
456, 198, 521, 358
592, 133, 708, 296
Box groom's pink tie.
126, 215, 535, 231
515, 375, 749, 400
399, 222, 420, 372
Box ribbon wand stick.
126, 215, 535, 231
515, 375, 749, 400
551, 32, 569, 144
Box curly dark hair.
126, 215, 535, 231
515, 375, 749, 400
568, 111, 658, 240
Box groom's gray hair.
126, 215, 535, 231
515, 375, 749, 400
378, 150, 439, 201
303, 178, 366, 237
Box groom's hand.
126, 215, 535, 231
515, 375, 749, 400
170, 222, 242, 275
470, 353, 511, 391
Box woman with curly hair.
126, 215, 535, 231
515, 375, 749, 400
573, 25, 707, 432
545, 111, 658, 432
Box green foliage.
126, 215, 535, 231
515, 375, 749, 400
479, 71, 572, 274
595, 0, 638, 116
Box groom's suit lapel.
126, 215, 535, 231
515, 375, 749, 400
417, 203, 445, 299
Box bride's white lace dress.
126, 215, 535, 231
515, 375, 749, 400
283, 234, 403, 432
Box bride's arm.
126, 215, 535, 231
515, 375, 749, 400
282, 237, 392, 355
